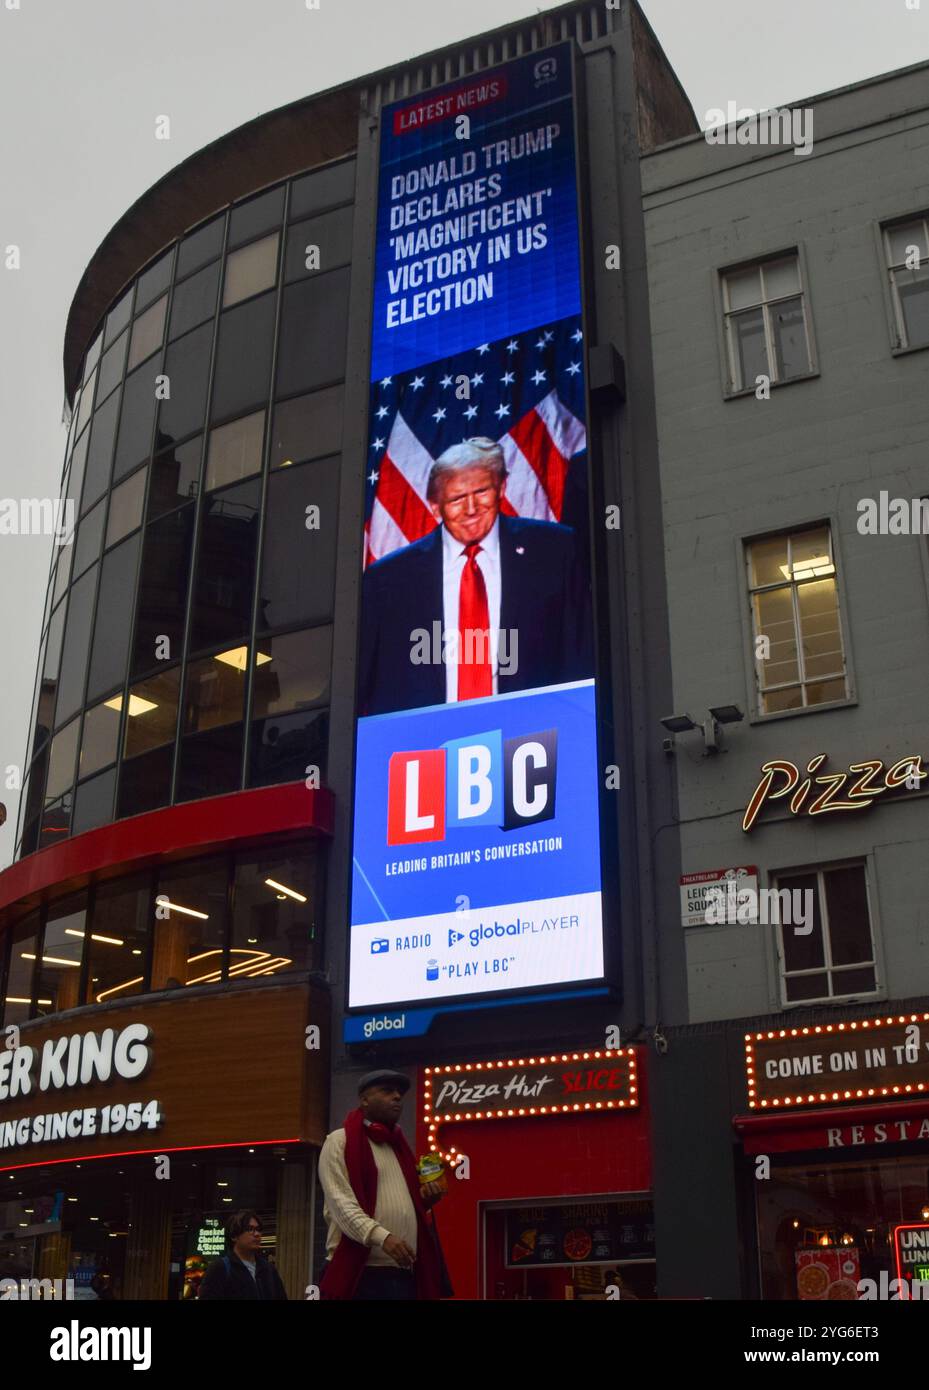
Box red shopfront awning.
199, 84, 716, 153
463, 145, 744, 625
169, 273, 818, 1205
734, 1099, 929, 1156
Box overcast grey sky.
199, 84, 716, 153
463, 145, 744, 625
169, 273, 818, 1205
1, 0, 927, 866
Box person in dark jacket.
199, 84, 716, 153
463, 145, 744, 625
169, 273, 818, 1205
198, 1210, 287, 1301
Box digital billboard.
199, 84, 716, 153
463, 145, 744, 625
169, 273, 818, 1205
349, 42, 605, 1010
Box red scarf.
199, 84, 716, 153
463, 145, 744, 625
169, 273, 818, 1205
319, 1108, 443, 1300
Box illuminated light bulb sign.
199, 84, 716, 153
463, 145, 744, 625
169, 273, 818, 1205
742, 754, 926, 832
744, 1013, 929, 1111
422, 1048, 638, 1144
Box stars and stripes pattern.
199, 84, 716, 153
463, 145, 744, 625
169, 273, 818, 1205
364, 316, 586, 567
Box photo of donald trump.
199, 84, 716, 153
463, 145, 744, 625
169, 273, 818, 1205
358, 436, 593, 717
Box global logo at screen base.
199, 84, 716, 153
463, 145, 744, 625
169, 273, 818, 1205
348, 42, 607, 1011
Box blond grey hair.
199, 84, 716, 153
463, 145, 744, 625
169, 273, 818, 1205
426, 437, 506, 502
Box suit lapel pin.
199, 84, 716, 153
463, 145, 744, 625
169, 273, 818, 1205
515, 546, 525, 555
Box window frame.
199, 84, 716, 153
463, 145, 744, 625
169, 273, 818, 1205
770, 859, 883, 1010
738, 516, 857, 724
716, 244, 819, 398
876, 211, 929, 356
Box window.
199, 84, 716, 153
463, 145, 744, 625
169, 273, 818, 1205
104, 288, 133, 349
775, 863, 877, 1005
169, 260, 220, 341
290, 160, 355, 219
284, 207, 352, 281
2, 912, 40, 1026
183, 652, 248, 734
157, 322, 212, 448
148, 437, 201, 518
117, 744, 173, 819
270, 386, 343, 468
230, 848, 318, 976
258, 461, 338, 630
52, 546, 72, 608
211, 293, 275, 420
223, 234, 279, 308
35, 896, 85, 1016
228, 187, 285, 249
176, 215, 224, 279
114, 357, 161, 480
248, 707, 327, 789
122, 667, 181, 758
72, 498, 106, 577
722, 254, 812, 392
74, 365, 96, 438
883, 216, 929, 350
86, 533, 140, 702
152, 858, 227, 988
135, 249, 173, 312
205, 410, 265, 492
45, 718, 80, 803
176, 653, 247, 801
275, 269, 350, 397
79, 699, 121, 779
131, 507, 194, 676
252, 627, 331, 718
54, 566, 97, 726
66, 427, 89, 517
72, 766, 116, 836
81, 391, 120, 513
747, 525, 847, 714
85, 875, 151, 1005
82, 330, 103, 384
106, 466, 147, 548
127, 293, 167, 371
190, 478, 260, 651
96, 330, 128, 403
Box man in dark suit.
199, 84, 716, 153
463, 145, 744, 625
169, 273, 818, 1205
359, 437, 592, 717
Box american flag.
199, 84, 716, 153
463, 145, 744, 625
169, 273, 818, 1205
364, 315, 587, 567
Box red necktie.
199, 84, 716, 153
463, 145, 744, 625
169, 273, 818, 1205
458, 543, 492, 700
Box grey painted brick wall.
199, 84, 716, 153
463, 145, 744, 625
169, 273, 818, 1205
642, 64, 929, 1026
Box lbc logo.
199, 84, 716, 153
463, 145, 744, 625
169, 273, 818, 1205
387, 728, 557, 846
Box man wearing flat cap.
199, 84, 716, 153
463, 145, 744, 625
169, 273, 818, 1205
317, 1069, 445, 1300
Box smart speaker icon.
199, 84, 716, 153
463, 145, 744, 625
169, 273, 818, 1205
425, 960, 439, 981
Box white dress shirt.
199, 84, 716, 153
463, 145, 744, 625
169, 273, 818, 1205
441, 518, 502, 702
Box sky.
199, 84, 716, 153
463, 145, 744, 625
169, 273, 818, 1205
1, 0, 927, 867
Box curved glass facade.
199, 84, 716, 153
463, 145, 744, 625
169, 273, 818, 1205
16, 158, 355, 858
0, 841, 320, 1025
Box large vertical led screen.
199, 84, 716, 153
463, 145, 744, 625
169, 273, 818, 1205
349, 43, 605, 1009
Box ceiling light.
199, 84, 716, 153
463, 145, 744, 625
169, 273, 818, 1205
214, 647, 272, 671
779, 556, 835, 580
95, 976, 144, 1003
20, 953, 80, 967
157, 898, 208, 920
65, 928, 124, 945
264, 878, 307, 903
105, 694, 158, 716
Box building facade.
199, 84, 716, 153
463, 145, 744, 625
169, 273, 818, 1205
9, 0, 925, 1304
642, 61, 929, 1299
0, 0, 694, 1300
